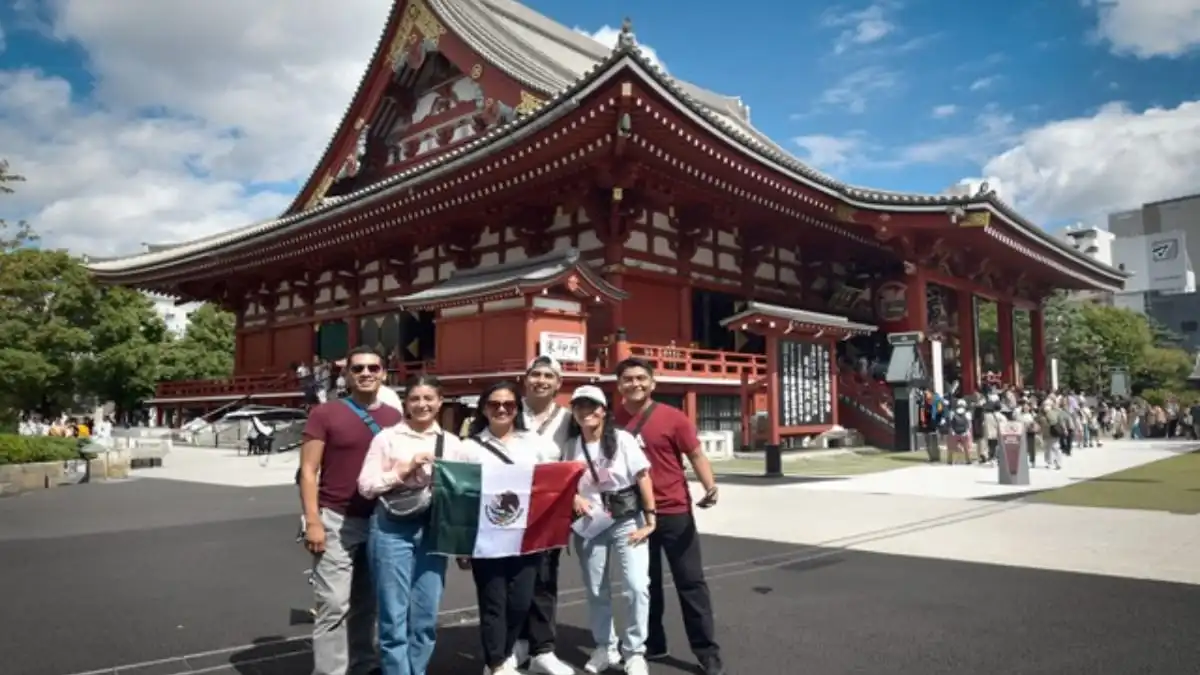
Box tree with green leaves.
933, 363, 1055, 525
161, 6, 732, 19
160, 303, 236, 381
77, 287, 171, 417
0, 160, 38, 251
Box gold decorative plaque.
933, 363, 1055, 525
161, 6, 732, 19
470, 63, 483, 79
515, 90, 546, 116
387, 0, 447, 65
961, 211, 990, 228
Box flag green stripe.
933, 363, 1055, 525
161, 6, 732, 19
431, 461, 482, 556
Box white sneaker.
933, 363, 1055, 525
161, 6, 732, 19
529, 652, 576, 675
624, 655, 649, 675
584, 646, 622, 673
485, 656, 520, 675
512, 639, 531, 667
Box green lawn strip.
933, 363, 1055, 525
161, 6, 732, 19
702, 450, 928, 477
1028, 450, 1200, 515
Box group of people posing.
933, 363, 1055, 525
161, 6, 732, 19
298, 347, 727, 675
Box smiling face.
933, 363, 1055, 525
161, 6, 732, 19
571, 399, 605, 431
524, 365, 561, 401
483, 387, 519, 434
346, 353, 383, 395
405, 384, 442, 427
617, 364, 655, 405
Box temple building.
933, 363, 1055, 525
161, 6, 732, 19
87, 0, 1126, 448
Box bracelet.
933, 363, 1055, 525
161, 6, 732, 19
643, 508, 657, 515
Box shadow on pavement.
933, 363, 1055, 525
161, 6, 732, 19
708, 474, 844, 486
230, 623, 703, 674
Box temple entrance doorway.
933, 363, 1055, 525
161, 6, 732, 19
692, 288, 764, 354
315, 320, 349, 362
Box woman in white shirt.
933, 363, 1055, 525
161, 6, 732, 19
459, 381, 560, 675
357, 374, 466, 675
566, 385, 657, 675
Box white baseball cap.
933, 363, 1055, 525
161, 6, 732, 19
570, 385, 607, 407
527, 355, 563, 377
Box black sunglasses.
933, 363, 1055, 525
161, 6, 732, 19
349, 363, 383, 374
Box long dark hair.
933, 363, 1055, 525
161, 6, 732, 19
566, 405, 618, 461
468, 381, 527, 437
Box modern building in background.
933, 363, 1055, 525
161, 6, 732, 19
146, 292, 198, 337
1085, 192, 1200, 350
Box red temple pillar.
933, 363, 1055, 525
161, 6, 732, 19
765, 333, 781, 446
997, 300, 1016, 385
956, 289, 977, 395
827, 337, 840, 426
1030, 307, 1047, 390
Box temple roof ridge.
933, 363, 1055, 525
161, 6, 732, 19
87, 16, 1126, 288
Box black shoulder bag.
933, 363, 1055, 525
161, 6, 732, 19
377, 432, 444, 521
578, 437, 641, 520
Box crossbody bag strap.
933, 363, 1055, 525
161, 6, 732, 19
434, 432, 445, 459
577, 438, 600, 483
471, 435, 515, 465
627, 402, 658, 438
341, 398, 382, 436
535, 404, 560, 436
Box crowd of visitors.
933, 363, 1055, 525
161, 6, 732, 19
916, 384, 1200, 469
298, 346, 727, 675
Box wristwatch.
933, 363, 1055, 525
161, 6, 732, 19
643, 508, 657, 515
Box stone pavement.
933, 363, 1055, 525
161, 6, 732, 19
791, 438, 1194, 500
6, 440, 1195, 674
3, 479, 1197, 675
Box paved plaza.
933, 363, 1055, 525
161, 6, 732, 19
1, 442, 1198, 674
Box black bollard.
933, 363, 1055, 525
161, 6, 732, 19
764, 444, 783, 477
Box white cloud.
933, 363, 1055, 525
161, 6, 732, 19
817, 66, 900, 114
0, 0, 389, 256
969, 76, 998, 91
578, 26, 665, 71
793, 134, 864, 170
932, 104, 958, 118
822, 3, 896, 54
983, 100, 1200, 222
1090, 0, 1200, 58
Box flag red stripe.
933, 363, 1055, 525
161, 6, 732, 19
522, 462, 586, 553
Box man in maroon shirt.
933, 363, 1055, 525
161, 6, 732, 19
613, 357, 725, 675
300, 346, 403, 675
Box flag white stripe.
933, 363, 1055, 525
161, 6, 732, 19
473, 463, 534, 558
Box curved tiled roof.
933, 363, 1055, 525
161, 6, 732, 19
89, 5, 1125, 288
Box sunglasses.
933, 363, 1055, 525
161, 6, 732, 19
485, 400, 517, 414
349, 363, 383, 374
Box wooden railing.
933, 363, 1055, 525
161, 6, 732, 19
155, 373, 299, 399
625, 343, 766, 380
152, 341, 769, 401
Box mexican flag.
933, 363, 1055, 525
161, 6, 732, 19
430, 460, 586, 558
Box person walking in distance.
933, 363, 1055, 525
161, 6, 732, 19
612, 358, 726, 675
510, 357, 574, 675
300, 346, 404, 675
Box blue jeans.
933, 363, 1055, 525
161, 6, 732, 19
368, 508, 448, 675
574, 516, 650, 656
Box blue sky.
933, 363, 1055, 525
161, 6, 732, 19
0, 0, 1197, 254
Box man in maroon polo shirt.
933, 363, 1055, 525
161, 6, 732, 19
613, 357, 725, 675
299, 346, 403, 675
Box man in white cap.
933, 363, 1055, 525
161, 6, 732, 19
511, 355, 574, 675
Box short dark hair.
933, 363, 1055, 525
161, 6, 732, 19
614, 357, 654, 379
402, 374, 443, 397
346, 345, 382, 362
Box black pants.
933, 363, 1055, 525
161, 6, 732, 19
1059, 432, 1073, 456
471, 554, 540, 668
986, 439, 999, 462
520, 548, 560, 655
648, 512, 719, 659
1025, 432, 1037, 465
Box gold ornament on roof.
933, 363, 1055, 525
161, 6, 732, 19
306, 174, 334, 210
470, 63, 483, 79
961, 211, 990, 228
387, 0, 446, 65
834, 204, 857, 223
515, 90, 546, 116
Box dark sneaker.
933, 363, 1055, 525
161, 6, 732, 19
699, 653, 726, 675
644, 649, 669, 662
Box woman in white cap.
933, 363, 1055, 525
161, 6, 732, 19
565, 385, 657, 675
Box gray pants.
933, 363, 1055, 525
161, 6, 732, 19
312, 508, 377, 675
